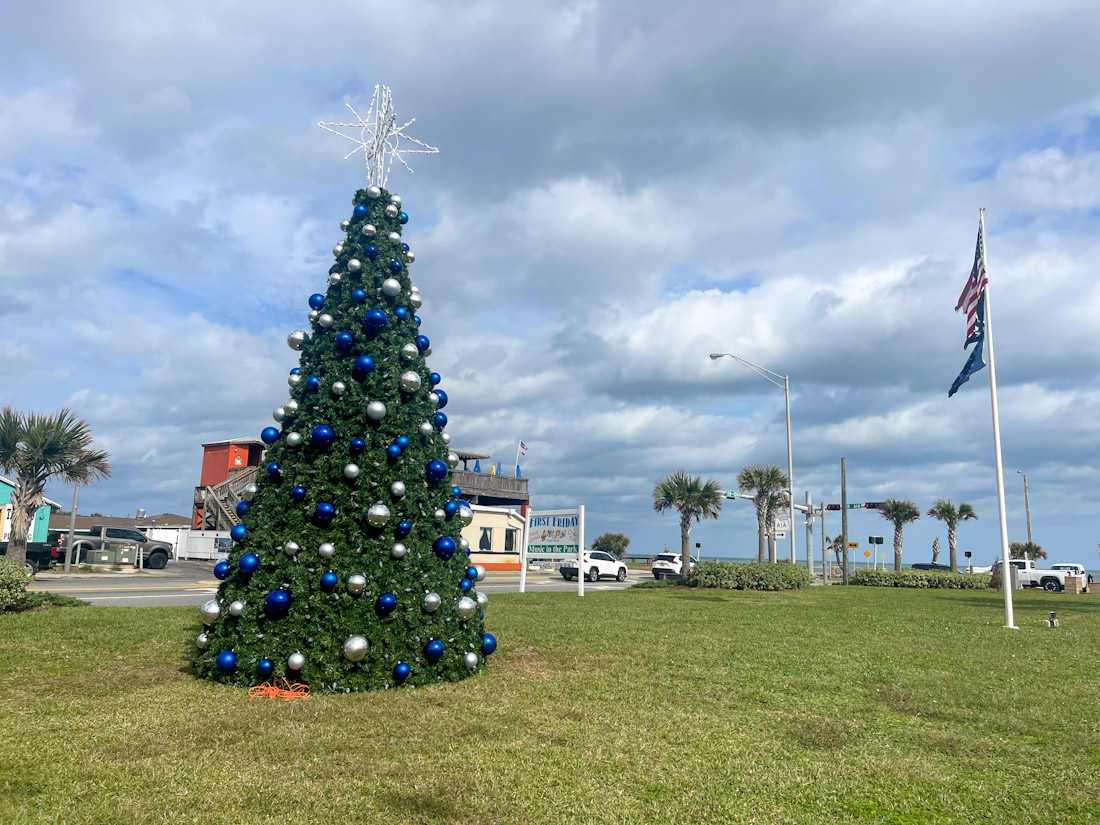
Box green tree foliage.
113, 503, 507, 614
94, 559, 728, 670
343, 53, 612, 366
0, 408, 111, 570
927, 499, 977, 573
1009, 540, 1047, 560
193, 187, 490, 693
877, 499, 921, 571
652, 471, 722, 577
737, 463, 788, 563
591, 532, 630, 559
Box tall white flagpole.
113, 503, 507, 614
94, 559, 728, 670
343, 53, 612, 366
979, 208, 1018, 629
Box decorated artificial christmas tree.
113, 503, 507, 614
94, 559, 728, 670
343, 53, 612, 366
193, 87, 496, 692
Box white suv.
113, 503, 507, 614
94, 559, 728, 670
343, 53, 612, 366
651, 553, 696, 580
560, 551, 628, 583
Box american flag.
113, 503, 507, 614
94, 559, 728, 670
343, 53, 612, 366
519, 441, 528, 455
954, 222, 988, 345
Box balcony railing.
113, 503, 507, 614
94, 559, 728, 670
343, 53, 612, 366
451, 469, 529, 502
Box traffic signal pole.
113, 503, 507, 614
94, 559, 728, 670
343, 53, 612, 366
840, 457, 849, 585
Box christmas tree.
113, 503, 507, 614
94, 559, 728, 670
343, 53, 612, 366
193, 87, 496, 692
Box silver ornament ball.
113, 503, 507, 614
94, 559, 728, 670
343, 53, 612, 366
391, 542, 407, 559
242, 483, 259, 500
328, 272, 343, 285
273, 407, 286, 422
474, 590, 488, 610
390, 194, 402, 206
387, 231, 401, 243
199, 599, 221, 624
459, 537, 470, 552
367, 185, 382, 199
441, 432, 451, 445
287, 330, 307, 350
366, 401, 387, 420
284, 399, 299, 413
347, 258, 361, 273
385, 204, 399, 217
434, 508, 446, 523
285, 432, 302, 447
390, 481, 406, 498
343, 463, 360, 479
410, 293, 423, 309
347, 574, 366, 595
196, 632, 209, 649
343, 636, 369, 662
401, 343, 419, 361
457, 596, 478, 619
473, 564, 486, 582
446, 451, 459, 469
340, 219, 350, 231
307, 310, 320, 323
410, 284, 420, 293
459, 504, 474, 527
318, 313, 333, 328
464, 651, 479, 670
381, 278, 402, 297
399, 371, 422, 392
288, 652, 305, 671
361, 223, 376, 237
367, 503, 391, 526
427, 392, 439, 406
228, 600, 246, 617
333, 243, 344, 256
288, 373, 302, 387
284, 541, 301, 556
406, 251, 415, 263
418, 421, 434, 437
422, 592, 441, 612
331, 380, 346, 395
318, 542, 336, 559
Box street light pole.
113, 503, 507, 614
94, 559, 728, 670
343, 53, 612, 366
1017, 470, 1032, 544
710, 352, 796, 567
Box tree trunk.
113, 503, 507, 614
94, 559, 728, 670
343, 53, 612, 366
5, 480, 41, 570
931, 537, 940, 564
755, 503, 767, 563
948, 525, 958, 573
680, 517, 692, 581
768, 533, 776, 563
893, 525, 903, 571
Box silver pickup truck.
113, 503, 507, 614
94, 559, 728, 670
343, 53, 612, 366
64, 526, 174, 569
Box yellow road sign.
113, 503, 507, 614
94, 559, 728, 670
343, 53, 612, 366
863, 550, 871, 557
848, 542, 859, 548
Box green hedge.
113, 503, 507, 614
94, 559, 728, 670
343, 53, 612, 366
852, 569, 992, 589
687, 561, 812, 591
0, 559, 30, 611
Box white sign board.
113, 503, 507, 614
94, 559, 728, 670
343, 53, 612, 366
520, 505, 586, 596
774, 517, 791, 532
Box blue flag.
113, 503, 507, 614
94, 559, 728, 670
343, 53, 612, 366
516, 464, 522, 478
948, 293, 986, 397
473, 459, 481, 473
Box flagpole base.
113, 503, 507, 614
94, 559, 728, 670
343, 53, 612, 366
1004, 625, 1019, 630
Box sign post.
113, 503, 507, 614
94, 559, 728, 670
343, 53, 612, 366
524, 506, 586, 596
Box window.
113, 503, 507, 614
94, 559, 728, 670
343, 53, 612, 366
505, 529, 516, 553
479, 527, 492, 552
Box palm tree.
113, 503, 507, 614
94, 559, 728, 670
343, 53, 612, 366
926, 499, 977, 573
737, 463, 789, 563
652, 470, 723, 577
765, 491, 789, 563
931, 536, 941, 565
877, 498, 921, 571
1009, 540, 1047, 561
0, 408, 111, 570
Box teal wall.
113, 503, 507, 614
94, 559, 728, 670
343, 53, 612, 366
0, 479, 55, 542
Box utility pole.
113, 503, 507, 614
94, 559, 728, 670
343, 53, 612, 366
841, 457, 849, 585
821, 504, 828, 585
63, 483, 80, 573
804, 491, 813, 574
1017, 470, 1033, 544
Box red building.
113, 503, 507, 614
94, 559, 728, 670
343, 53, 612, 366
192, 438, 264, 529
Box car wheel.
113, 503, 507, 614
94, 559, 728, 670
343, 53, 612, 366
23, 559, 38, 578
145, 552, 169, 570
616, 567, 627, 582
1042, 578, 1061, 592
587, 567, 599, 583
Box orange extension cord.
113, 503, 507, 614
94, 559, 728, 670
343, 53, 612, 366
248, 677, 311, 701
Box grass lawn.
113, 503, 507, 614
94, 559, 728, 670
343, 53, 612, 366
1, 587, 1098, 824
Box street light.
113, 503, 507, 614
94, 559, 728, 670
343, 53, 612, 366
1016, 470, 1032, 544
709, 352, 795, 566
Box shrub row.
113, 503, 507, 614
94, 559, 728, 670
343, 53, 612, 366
687, 561, 812, 591
852, 569, 992, 589
0, 559, 30, 611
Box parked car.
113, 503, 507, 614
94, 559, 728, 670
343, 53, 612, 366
995, 559, 1072, 592
61, 526, 174, 569
651, 553, 697, 580
1051, 563, 1092, 587
0, 539, 63, 576
911, 562, 953, 572
560, 551, 628, 583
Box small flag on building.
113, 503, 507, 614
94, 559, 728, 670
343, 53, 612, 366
519, 441, 528, 455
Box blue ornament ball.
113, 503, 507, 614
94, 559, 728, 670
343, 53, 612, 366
314, 502, 335, 521
452, 487, 462, 498
257, 658, 274, 677
354, 355, 375, 375
364, 244, 378, 259
364, 309, 388, 330
235, 500, 248, 518
230, 524, 247, 542
433, 412, 448, 428
402, 243, 410, 252
444, 500, 459, 517
353, 203, 368, 219
433, 536, 456, 560
260, 427, 279, 445
389, 259, 403, 274
350, 438, 366, 453
352, 288, 367, 304
393, 662, 410, 681
213, 560, 231, 580
465, 566, 478, 580
321, 571, 339, 591
460, 578, 472, 593
430, 372, 441, 386
329, 265, 339, 275
376, 592, 397, 614
306, 375, 321, 392
481, 633, 497, 656
399, 211, 408, 224
425, 640, 445, 662
395, 307, 408, 321
426, 459, 448, 481
396, 435, 410, 450
414, 315, 421, 326
266, 462, 282, 477
290, 485, 306, 501
265, 589, 291, 616
308, 293, 324, 310
290, 367, 301, 375
435, 389, 448, 408
334, 331, 354, 350
396, 520, 412, 537
310, 425, 335, 447
386, 444, 402, 460
215, 650, 237, 672
239, 553, 260, 574
415, 335, 430, 352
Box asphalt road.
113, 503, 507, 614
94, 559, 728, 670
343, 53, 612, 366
28, 560, 645, 606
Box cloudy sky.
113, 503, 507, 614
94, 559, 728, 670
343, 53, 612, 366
3, 1, 1099, 567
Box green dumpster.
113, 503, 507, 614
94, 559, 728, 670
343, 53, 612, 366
89, 549, 116, 565
115, 546, 137, 565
